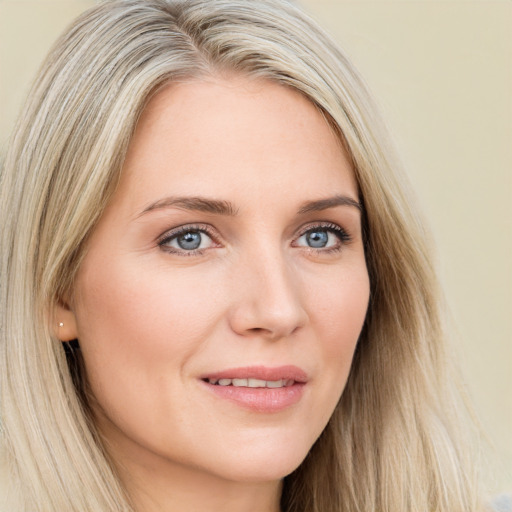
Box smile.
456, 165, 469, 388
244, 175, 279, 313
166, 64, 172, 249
200, 365, 307, 413
205, 378, 295, 388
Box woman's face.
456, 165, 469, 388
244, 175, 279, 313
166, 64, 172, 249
63, 76, 369, 485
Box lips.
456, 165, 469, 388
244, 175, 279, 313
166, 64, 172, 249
201, 365, 308, 383
200, 365, 307, 413
206, 377, 295, 388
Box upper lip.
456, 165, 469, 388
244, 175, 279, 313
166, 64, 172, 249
201, 365, 308, 383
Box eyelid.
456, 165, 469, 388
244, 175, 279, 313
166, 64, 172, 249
157, 223, 221, 254
292, 221, 352, 251
156, 220, 352, 256
296, 221, 351, 240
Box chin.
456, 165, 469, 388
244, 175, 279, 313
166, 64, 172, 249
202, 435, 314, 483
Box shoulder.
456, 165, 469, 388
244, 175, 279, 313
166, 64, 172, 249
0, 449, 11, 512
491, 494, 512, 512
0, 448, 20, 512
0, 453, 8, 511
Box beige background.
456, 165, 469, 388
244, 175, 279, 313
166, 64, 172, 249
0, 0, 510, 493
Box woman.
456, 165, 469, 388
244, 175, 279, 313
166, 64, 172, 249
0, 0, 494, 510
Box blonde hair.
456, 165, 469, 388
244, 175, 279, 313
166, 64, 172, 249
0, 0, 483, 510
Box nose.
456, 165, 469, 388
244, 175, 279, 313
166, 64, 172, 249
227, 248, 308, 341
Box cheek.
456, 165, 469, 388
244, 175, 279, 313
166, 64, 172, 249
306, 264, 369, 403
71, 258, 232, 457
311, 265, 369, 347
72, 258, 225, 388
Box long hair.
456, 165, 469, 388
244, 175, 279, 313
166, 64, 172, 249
0, 1, 483, 510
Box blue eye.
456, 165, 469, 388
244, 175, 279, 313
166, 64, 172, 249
159, 227, 215, 253
295, 224, 350, 251
305, 230, 329, 248
176, 231, 202, 250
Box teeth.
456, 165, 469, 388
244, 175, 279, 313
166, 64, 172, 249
266, 379, 283, 388
207, 378, 295, 388
248, 378, 266, 387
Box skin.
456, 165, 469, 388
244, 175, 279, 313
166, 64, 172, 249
57, 76, 370, 512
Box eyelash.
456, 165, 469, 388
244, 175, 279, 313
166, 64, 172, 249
157, 222, 352, 256
157, 224, 218, 257
295, 222, 352, 254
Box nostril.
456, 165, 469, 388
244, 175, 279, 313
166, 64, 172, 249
227, 271, 308, 339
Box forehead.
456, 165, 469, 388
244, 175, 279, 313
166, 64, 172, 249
115, 76, 357, 210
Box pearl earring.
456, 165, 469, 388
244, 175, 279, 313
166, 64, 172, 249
58, 322, 64, 327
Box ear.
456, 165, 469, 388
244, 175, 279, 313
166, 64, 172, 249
53, 301, 79, 342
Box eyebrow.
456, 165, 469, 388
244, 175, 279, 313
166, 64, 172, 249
138, 193, 362, 218
139, 196, 239, 217
297, 195, 362, 214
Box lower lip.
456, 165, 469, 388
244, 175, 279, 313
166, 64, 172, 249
201, 381, 306, 413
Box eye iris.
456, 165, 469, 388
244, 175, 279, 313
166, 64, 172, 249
306, 230, 328, 248
177, 231, 202, 250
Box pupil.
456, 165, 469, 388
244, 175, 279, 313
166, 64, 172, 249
178, 232, 201, 250
307, 230, 328, 248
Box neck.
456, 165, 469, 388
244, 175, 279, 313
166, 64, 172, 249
129, 470, 281, 512
124, 464, 282, 512
98, 420, 283, 512
92, 397, 285, 512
